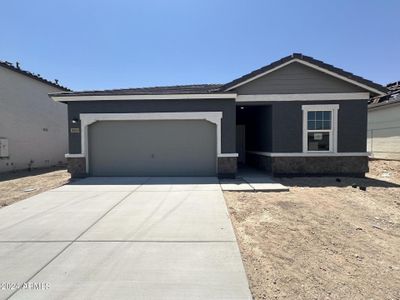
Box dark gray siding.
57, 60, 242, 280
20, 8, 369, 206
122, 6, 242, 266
235, 62, 365, 94
272, 102, 303, 152
273, 100, 367, 153
338, 100, 368, 152
238, 99, 368, 153
67, 99, 236, 154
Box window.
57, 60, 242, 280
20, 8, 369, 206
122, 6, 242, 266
302, 105, 339, 152
307, 111, 331, 151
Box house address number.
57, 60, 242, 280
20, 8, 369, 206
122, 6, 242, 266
70, 128, 80, 134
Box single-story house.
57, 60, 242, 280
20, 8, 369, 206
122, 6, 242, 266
50, 53, 387, 178
0, 60, 69, 173
368, 82, 400, 160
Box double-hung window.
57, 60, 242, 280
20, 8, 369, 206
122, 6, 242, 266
302, 105, 339, 153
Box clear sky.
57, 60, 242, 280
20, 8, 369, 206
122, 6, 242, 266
0, 0, 398, 91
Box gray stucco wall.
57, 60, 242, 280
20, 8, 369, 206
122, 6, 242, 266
271, 101, 302, 152
67, 99, 236, 154
237, 100, 368, 153
0, 66, 68, 172
367, 103, 400, 160
337, 100, 368, 152
235, 62, 365, 94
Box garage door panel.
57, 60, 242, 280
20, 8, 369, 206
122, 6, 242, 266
89, 120, 216, 176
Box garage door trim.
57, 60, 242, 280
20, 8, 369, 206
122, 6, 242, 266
79, 112, 223, 173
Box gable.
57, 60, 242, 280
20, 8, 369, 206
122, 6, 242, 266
234, 62, 366, 95
0, 61, 69, 91
0, 65, 65, 97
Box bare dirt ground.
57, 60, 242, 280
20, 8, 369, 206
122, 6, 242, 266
225, 160, 400, 300
0, 167, 70, 207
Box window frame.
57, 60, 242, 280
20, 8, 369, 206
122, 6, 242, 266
302, 104, 339, 153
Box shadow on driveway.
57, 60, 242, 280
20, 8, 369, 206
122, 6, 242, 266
67, 176, 219, 186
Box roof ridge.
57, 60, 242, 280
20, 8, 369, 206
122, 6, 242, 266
130, 83, 223, 89
92, 83, 218, 89
297, 54, 385, 91
0, 60, 70, 91
57, 83, 224, 94
50, 83, 226, 97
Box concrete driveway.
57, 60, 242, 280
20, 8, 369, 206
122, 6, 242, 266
0, 177, 252, 300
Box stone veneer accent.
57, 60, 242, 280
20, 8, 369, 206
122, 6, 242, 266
67, 157, 87, 178
247, 153, 368, 177
217, 157, 237, 178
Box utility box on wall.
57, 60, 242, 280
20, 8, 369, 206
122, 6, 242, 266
0, 138, 9, 157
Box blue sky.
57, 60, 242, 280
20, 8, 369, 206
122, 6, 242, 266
0, 0, 398, 91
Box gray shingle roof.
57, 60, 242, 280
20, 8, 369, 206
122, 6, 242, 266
0, 60, 70, 91
51, 84, 224, 97
50, 53, 387, 98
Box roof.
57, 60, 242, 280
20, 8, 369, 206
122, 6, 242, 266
51, 84, 223, 97
221, 53, 388, 95
50, 53, 387, 99
369, 81, 400, 109
0, 60, 70, 91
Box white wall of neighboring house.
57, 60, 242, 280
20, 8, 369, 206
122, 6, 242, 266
368, 102, 400, 160
0, 66, 68, 172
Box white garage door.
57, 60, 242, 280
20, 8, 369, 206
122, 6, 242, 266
88, 120, 217, 176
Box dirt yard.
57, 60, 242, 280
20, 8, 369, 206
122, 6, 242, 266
0, 167, 70, 207
225, 160, 400, 300
1, 161, 399, 299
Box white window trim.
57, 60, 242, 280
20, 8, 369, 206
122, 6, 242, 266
77, 112, 224, 173
65, 153, 85, 158
51, 93, 237, 102
51, 92, 372, 103
302, 104, 339, 153
236, 92, 369, 102
218, 153, 239, 157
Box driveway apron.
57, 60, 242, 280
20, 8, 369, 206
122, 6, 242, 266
0, 177, 251, 300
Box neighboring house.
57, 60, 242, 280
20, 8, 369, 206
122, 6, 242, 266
0, 61, 69, 173
368, 82, 400, 160
49, 53, 387, 178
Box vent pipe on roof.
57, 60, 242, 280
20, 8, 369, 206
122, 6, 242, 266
16, 62, 20, 69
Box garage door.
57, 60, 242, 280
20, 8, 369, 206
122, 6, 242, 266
88, 120, 217, 176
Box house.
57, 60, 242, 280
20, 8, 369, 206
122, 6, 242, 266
0, 61, 69, 173
49, 53, 387, 178
368, 82, 400, 160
